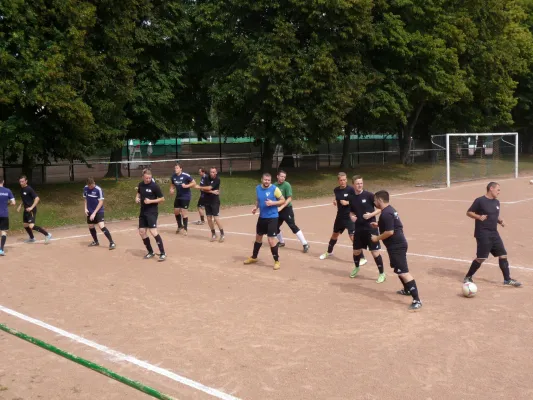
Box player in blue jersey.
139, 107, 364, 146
84, 178, 116, 249
169, 163, 196, 236
244, 173, 286, 270
0, 177, 16, 256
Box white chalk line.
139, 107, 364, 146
0, 305, 241, 400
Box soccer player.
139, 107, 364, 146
319, 172, 367, 265
195, 167, 208, 225
0, 177, 16, 256
169, 162, 196, 236
371, 190, 422, 311
83, 178, 116, 249
17, 175, 52, 244
136, 169, 166, 261
274, 170, 310, 253
197, 166, 225, 242
349, 175, 386, 283
463, 182, 521, 287
244, 173, 285, 270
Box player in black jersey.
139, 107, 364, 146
136, 169, 166, 261
371, 190, 422, 311
195, 168, 208, 225
319, 172, 367, 265
349, 176, 385, 283
17, 176, 52, 244
464, 182, 521, 287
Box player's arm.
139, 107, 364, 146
371, 214, 394, 242
28, 189, 39, 211
266, 188, 285, 207
252, 197, 259, 214
9, 192, 15, 206
135, 186, 141, 204
169, 179, 175, 195
182, 178, 196, 189
145, 186, 165, 204
466, 199, 486, 221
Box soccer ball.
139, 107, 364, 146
462, 282, 478, 298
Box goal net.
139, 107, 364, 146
430, 133, 518, 187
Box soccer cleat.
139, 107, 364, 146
408, 300, 422, 311
182, 229, 188, 236
195, 220, 205, 225
319, 252, 332, 260
109, 243, 116, 250
396, 289, 411, 296
359, 258, 368, 266
504, 279, 522, 287
0, 250, 4, 256
273, 261, 281, 270
88, 241, 100, 247
277, 242, 286, 248
376, 273, 387, 284
24, 238, 36, 244
464, 276, 474, 284
219, 235, 225, 243
176, 227, 183, 234
210, 235, 218, 242
349, 266, 360, 278
243, 257, 258, 265
144, 252, 155, 260
45, 233, 52, 244
159, 254, 167, 262
303, 244, 310, 253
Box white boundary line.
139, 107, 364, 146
0, 305, 240, 400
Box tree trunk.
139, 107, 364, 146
105, 147, 124, 178
401, 101, 425, 164
22, 148, 34, 182
340, 124, 353, 168
279, 143, 295, 169
260, 138, 274, 172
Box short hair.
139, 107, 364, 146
262, 172, 272, 179
487, 182, 499, 192
337, 172, 347, 178
199, 167, 206, 174
210, 166, 217, 172
352, 175, 363, 182
374, 190, 390, 203
142, 168, 152, 176
175, 162, 182, 168
277, 170, 287, 176
19, 175, 27, 181
86, 177, 95, 185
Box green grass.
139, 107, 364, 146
5, 157, 533, 232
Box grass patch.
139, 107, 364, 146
4, 157, 533, 232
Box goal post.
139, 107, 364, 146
430, 132, 519, 188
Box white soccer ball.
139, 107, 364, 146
530, 179, 533, 185
462, 282, 478, 298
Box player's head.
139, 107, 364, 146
262, 173, 272, 187
374, 190, 389, 209
18, 175, 28, 188
199, 167, 206, 175
209, 167, 217, 178
337, 172, 347, 188
142, 169, 153, 184
86, 177, 96, 189
174, 162, 183, 174
352, 175, 363, 193
486, 181, 500, 199
277, 170, 286, 184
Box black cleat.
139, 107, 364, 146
396, 289, 411, 296
109, 243, 116, 250
144, 252, 155, 259
504, 279, 522, 287
88, 241, 100, 247
303, 244, 310, 253
464, 276, 474, 284
409, 300, 422, 311
159, 254, 167, 262
277, 242, 286, 248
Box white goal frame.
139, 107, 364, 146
437, 132, 519, 188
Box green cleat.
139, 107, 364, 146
349, 266, 360, 278
376, 273, 386, 284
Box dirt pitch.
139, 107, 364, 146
2, 176, 533, 400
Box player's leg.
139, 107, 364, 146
138, 217, 155, 259
205, 204, 217, 241
276, 209, 286, 247
97, 219, 115, 249
348, 222, 366, 266
350, 231, 364, 278
0, 218, 8, 255
148, 225, 166, 261
29, 210, 52, 243
23, 211, 35, 243
88, 221, 99, 246
491, 235, 521, 287
285, 208, 309, 253
464, 237, 489, 283
211, 203, 224, 242
367, 228, 385, 283
174, 196, 183, 233
244, 220, 265, 264
267, 218, 280, 270
196, 197, 205, 225
390, 247, 422, 311
320, 217, 342, 259
181, 201, 190, 235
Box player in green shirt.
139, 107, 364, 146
274, 170, 310, 253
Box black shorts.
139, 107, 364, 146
197, 197, 206, 208
333, 216, 355, 236
353, 228, 381, 251
387, 245, 409, 274
257, 217, 278, 237
277, 207, 300, 234
23, 209, 37, 224
0, 217, 9, 231
205, 202, 220, 217
174, 198, 190, 209
139, 213, 158, 229
87, 213, 105, 224
476, 233, 506, 259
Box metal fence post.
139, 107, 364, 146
115, 162, 118, 182
229, 159, 233, 176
